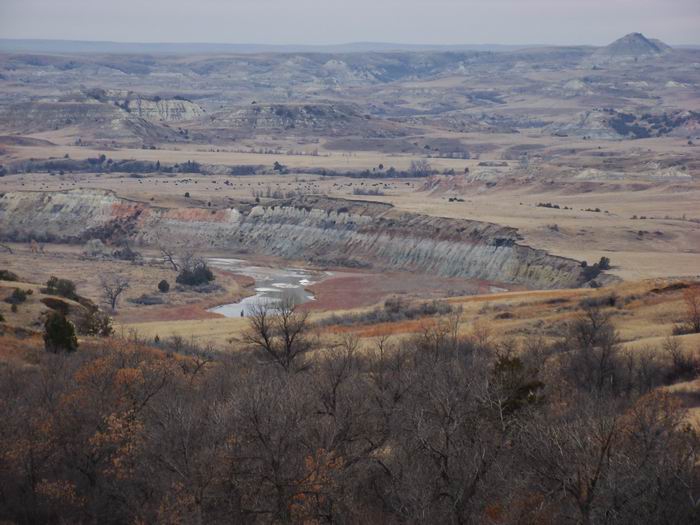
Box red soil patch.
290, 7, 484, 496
302, 271, 505, 312
111, 201, 145, 219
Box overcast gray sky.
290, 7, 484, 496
1, 0, 698, 46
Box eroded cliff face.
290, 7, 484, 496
0, 190, 584, 289
125, 98, 205, 122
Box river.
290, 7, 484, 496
206, 258, 321, 318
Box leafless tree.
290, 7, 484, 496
521, 392, 698, 525
663, 335, 699, 381
682, 286, 700, 333
563, 306, 622, 393
242, 296, 314, 372
100, 275, 130, 311
158, 244, 179, 272
409, 159, 432, 177
179, 248, 204, 274
1, 297, 698, 524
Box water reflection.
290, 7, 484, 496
207, 258, 317, 318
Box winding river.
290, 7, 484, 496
207, 258, 320, 318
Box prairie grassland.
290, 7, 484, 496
119, 279, 700, 352
0, 244, 248, 325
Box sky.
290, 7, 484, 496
0, 0, 698, 46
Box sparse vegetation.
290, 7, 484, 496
352, 186, 384, 196
319, 297, 456, 327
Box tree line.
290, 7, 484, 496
0, 301, 698, 524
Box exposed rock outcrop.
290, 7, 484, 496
125, 97, 204, 122
0, 190, 585, 289
547, 108, 700, 139
207, 103, 405, 137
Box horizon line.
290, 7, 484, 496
1, 36, 698, 50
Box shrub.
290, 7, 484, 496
352, 187, 385, 196
158, 279, 170, 293
128, 294, 165, 306
45, 276, 77, 299
319, 298, 455, 327
0, 269, 19, 281
5, 288, 31, 305
579, 294, 618, 309
598, 256, 611, 270
581, 263, 602, 282
112, 243, 140, 262
83, 239, 107, 257
43, 312, 78, 353
176, 262, 214, 286
231, 165, 258, 176
76, 308, 113, 337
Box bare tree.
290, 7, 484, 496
563, 306, 622, 393
242, 296, 314, 372
100, 275, 130, 311
682, 286, 700, 333
158, 244, 179, 272
521, 392, 698, 525
663, 335, 698, 381
409, 159, 432, 177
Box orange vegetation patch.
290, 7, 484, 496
446, 288, 585, 305
0, 331, 43, 366
327, 318, 430, 338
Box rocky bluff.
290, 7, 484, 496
0, 190, 585, 288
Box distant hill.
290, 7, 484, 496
591, 33, 672, 62
0, 39, 531, 55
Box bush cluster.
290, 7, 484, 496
44, 276, 77, 299
176, 261, 214, 286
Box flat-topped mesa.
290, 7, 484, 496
0, 190, 586, 289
